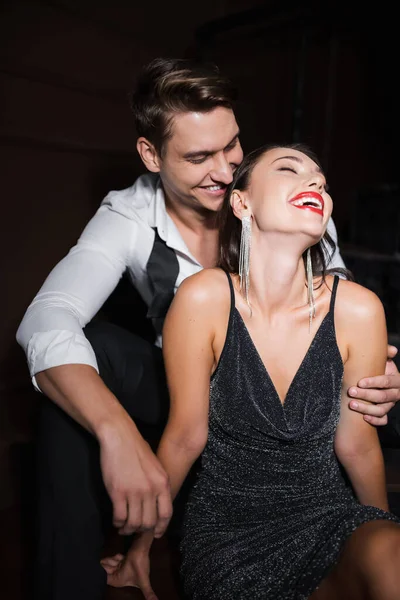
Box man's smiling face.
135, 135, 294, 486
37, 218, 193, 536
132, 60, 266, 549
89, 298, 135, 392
158, 107, 244, 214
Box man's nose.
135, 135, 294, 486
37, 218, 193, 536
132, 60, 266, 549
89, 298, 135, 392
209, 153, 233, 185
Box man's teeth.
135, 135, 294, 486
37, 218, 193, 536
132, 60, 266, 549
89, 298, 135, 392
291, 197, 322, 209
205, 185, 223, 191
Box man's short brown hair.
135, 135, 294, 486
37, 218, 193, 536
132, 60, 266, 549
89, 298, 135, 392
130, 57, 237, 155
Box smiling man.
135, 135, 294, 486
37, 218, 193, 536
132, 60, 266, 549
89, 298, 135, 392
16, 57, 400, 600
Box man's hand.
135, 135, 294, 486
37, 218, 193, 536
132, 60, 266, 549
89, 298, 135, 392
99, 417, 172, 538
35, 365, 172, 536
348, 345, 400, 426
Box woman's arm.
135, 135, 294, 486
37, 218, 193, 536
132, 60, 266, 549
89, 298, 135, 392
106, 270, 220, 590
334, 282, 389, 511
157, 270, 217, 499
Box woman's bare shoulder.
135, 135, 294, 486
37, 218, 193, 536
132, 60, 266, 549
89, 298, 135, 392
331, 276, 385, 326
173, 267, 231, 313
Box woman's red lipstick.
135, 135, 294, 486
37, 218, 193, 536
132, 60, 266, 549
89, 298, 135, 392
289, 192, 324, 216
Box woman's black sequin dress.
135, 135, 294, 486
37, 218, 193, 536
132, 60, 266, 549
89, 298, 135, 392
180, 273, 399, 599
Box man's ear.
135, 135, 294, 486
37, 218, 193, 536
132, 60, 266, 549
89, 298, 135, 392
230, 190, 251, 220
136, 137, 161, 173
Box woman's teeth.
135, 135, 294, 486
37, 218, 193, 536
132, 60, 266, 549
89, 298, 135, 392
291, 197, 322, 209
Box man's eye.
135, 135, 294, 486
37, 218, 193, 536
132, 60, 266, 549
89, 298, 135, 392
225, 142, 237, 153
188, 157, 207, 164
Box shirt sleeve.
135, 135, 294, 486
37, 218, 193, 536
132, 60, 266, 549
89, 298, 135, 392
16, 202, 137, 390
326, 217, 346, 270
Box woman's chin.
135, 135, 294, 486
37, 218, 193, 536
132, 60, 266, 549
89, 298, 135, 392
302, 224, 327, 243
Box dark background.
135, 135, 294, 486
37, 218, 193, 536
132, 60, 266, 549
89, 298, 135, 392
1, 1, 399, 597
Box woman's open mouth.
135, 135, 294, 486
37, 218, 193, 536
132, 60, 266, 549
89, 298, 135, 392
289, 192, 324, 217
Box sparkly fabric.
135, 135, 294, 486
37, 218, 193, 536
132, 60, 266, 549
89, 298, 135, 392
180, 273, 400, 599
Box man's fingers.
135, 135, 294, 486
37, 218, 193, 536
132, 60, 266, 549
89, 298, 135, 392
349, 398, 395, 417
112, 495, 128, 529
355, 375, 393, 391
349, 383, 400, 404
141, 491, 158, 531
119, 496, 143, 536
387, 345, 398, 359
114, 473, 171, 536
363, 414, 388, 427
154, 491, 173, 538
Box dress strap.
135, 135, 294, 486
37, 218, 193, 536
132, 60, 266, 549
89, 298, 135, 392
329, 275, 340, 313
210, 269, 237, 382
223, 269, 236, 316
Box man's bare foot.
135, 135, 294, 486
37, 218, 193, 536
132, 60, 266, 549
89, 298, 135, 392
100, 548, 158, 600
100, 554, 130, 585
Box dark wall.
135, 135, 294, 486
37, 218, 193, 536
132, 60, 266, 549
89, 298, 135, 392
1, 1, 138, 518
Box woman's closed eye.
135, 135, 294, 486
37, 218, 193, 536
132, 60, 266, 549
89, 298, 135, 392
278, 165, 329, 191
278, 166, 297, 173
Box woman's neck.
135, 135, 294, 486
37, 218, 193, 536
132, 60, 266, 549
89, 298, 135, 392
247, 236, 309, 317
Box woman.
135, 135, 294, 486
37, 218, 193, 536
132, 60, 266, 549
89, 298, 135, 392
102, 143, 400, 599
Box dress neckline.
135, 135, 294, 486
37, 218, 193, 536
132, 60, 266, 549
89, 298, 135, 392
234, 308, 332, 407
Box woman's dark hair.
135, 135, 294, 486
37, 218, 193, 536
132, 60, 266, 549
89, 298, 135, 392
218, 142, 352, 283
130, 57, 237, 156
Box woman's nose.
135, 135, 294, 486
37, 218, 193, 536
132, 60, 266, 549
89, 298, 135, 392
307, 173, 325, 190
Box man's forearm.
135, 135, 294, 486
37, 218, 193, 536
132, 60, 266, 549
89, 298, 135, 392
36, 363, 137, 439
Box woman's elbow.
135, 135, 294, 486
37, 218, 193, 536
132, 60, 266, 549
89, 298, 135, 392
335, 436, 375, 466
183, 429, 208, 455
165, 426, 209, 457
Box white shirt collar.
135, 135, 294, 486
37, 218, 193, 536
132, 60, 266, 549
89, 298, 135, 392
151, 176, 202, 267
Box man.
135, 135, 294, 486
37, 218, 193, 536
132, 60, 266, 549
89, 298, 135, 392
16, 57, 400, 600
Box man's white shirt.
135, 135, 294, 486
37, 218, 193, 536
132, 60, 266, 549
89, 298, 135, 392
16, 172, 346, 390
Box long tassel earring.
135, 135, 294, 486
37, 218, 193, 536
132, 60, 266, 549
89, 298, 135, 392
306, 247, 316, 331
239, 215, 252, 313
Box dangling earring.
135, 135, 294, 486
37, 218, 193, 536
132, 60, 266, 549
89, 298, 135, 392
239, 214, 252, 312
306, 248, 316, 331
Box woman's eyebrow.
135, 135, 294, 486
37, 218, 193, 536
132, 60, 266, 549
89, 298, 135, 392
272, 155, 302, 164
